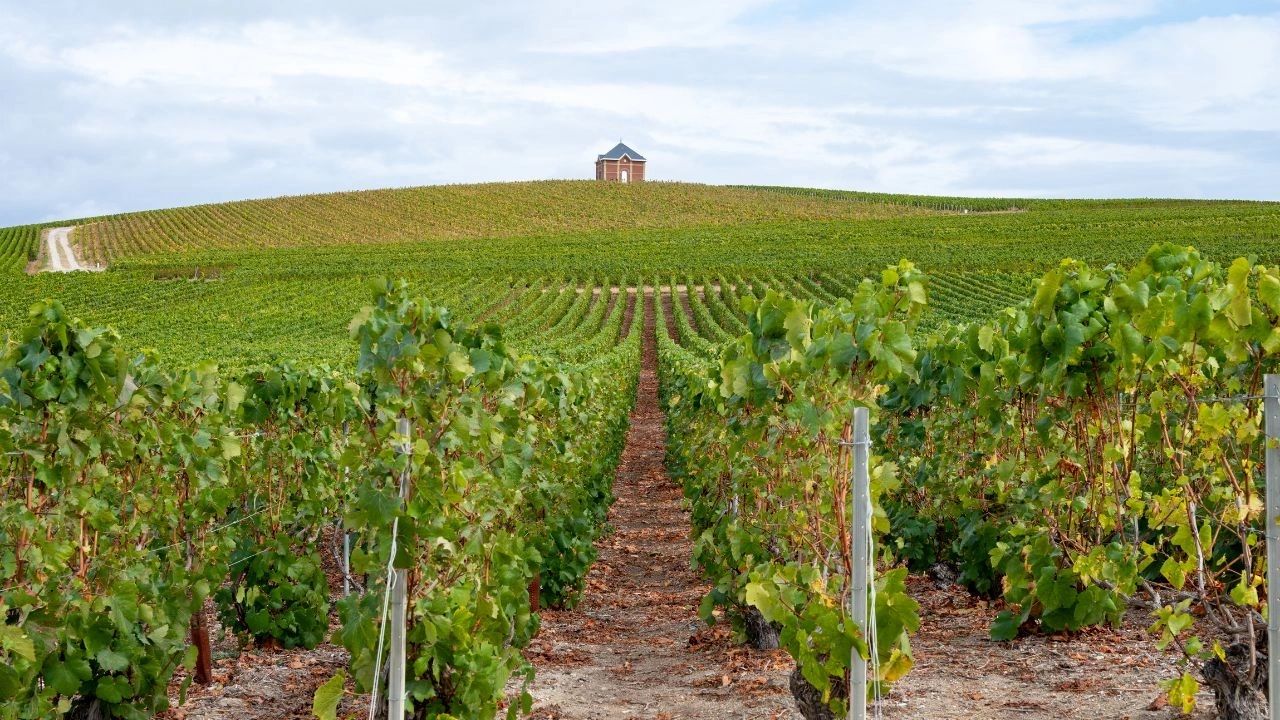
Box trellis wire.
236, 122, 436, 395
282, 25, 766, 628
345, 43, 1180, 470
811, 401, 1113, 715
227, 546, 273, 569
365, 528, 399, 720
867, 503, 883, 720
1113, 392, 1265, 410
1, 508, 281, 597
144, 507, 268, 555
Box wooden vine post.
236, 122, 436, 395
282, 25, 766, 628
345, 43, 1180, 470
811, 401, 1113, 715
189, 612, 213, 685
529, 506, 543, 614
185, 498, 213, 686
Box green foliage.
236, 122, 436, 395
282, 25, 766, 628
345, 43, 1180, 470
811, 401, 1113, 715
1162, 672, 1201, 714
4, 177, 1280, 720
0, 301, 238, 718
657, 242, 1280, 714
211, 364, 359, 649
658, 264, 927, 714
882, 502, 938, 573
1, 185, 1277, 370
987, 534, 1126, 639
334, 279, 637, 718
870, 244, 1280, 711
311, 671, 345, 720
0, 280, 636, 719
61, 181, 921, 265
215, 539, 331, 650
950, 514, 1003, 597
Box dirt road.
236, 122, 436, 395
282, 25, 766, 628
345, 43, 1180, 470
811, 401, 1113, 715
44, 226, 93, 272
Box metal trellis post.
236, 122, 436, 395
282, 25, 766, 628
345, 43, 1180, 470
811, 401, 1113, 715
343, 531, 352, 597
388, 416, 411, 720
1265, 375, 1280, 720
850, 406, 870, 720
343, 421, 352, 597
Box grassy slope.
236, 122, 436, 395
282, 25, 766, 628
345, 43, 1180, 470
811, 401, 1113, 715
1, 181, 1277, 367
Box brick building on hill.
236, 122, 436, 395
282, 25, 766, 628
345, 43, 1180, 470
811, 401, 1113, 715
595, 142, 646, 182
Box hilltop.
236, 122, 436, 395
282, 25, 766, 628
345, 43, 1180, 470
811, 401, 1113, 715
0, 181, 1277, 368
3, 181, 934, 271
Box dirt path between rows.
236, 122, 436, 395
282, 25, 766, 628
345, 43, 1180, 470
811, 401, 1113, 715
523, 291, 799, 720
617, 290, 637, 339
659, 291, 678, 341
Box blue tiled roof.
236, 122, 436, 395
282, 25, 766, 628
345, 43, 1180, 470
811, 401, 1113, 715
596, 142, 646, 161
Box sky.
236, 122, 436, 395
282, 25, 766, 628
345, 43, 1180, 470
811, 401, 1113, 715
0, 1, 1278, 226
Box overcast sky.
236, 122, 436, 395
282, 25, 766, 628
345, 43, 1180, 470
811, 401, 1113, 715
1, 1, 1277, 225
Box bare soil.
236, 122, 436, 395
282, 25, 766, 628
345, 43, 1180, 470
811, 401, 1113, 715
677, 290, 699, 334
477, 284, 522, 321
522, 292, 798, 719
618, 290, 637, 339
158, 621, 353, 720
599, 287, 620, 334
40, 226, 104, 272
659, 291, 678, 341
879, 578, 1213, 719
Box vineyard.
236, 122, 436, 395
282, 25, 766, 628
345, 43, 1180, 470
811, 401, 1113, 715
3, 183, 1280, 720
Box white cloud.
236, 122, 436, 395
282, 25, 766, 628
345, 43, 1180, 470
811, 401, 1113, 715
1100, 15, 1280, 131
0, 1, 1277, 225
56, 22, 450, 90
730, 0, 1150, 79
740, 4, 1280, 132
982, 135, 1230, 167
516, 0, 771, 53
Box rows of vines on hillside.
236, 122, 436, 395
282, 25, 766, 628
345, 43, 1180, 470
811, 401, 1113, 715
659, 244, 1280, 719
0, 279, 637, 720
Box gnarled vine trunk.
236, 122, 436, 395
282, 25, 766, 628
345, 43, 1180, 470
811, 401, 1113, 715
744, 606, 780, 650
1201, 640, 1267, 720
66, 698, 104, 720
789, 666, 849, 720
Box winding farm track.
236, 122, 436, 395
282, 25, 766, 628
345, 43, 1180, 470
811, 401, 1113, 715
523, 291, 798, 719
43, 226, 99, 272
